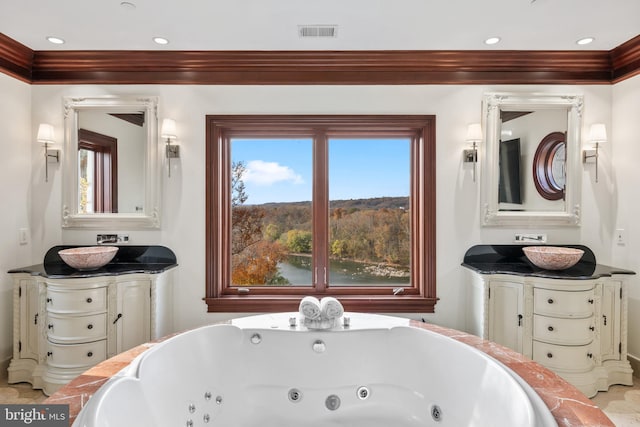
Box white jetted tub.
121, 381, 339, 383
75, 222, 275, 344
73, 313, 557, 427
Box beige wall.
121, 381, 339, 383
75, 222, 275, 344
27, 84, 612, 330
0, 73, 32, 363
612, 74, 640, 361
3, 78, 629, 364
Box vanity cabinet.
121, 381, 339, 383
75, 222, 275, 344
110, 280, 151, 355
467, 273, 632, 397
487, 280, 524, 353
8, 270, 174, 395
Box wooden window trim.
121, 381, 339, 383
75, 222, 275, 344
78, 128, 118, 213
205, 115, 436, 313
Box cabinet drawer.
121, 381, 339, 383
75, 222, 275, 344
534, 288, 595, 318
46, 287, 107, 314
533, 341, 595, 373
46, 340, 107, 368
46, 313, 107, 344
533, 315, 594, 345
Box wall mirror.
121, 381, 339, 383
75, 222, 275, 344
480, 92, 583, 226
62, 96, 161, 229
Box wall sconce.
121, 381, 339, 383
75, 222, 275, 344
583, 123, 606, 183
161, 118, 179, 177
464, 123, 482, 182
37, 123, 59, 182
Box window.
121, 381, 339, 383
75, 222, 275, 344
205, 115, 436, 313
78, 128, 118, 213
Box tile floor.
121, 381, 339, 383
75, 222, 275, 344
1, 376, 640, 425
591, 378, 640, 426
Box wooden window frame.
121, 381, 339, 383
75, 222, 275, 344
78, 128, 118, 213
205, 115, 436, 313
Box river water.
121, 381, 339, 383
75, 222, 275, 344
277, 255, 409, 286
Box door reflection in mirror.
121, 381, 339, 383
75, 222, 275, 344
77, 110, 146, 214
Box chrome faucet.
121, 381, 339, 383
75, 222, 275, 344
96, 234, 129, 245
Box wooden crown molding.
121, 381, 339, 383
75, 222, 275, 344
0, 33, 33, 83
611, 34, 640, 83
30, 49, 612, 85
1, 31, 639, 85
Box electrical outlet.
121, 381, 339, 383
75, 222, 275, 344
616, 229, 626, 245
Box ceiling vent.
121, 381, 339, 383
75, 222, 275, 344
298, 25, 338, 38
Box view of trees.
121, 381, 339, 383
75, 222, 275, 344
231, 161, 411, 285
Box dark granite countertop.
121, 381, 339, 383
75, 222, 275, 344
462, 244, 635, 280
8, 245, 177, 278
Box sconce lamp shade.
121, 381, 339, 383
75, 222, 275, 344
589, 123, 607, 143
466, 123, 483, 142
37, 123, 55, 144
161, 119, 177, 140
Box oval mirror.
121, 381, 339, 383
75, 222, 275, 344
533, 131, 566, 201
62, 96, 161, 229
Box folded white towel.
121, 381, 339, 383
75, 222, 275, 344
299, 296, 322, 320
320, 297, 344, 320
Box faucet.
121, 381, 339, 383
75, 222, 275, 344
298, 296, 344, 329
97, 234, 129, 245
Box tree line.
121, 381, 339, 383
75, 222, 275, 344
231, 161, 410, 285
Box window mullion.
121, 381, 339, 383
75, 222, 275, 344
313, 129, 329, 292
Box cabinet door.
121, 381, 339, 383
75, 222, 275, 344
114, 280, 151, 354
488, 281, 523, 353
600, 281, 621, 361
18, 279, 41, 361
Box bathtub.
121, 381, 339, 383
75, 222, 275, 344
73, 313, 557, 427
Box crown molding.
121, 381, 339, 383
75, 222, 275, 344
611, 34, 640, 83
29, 49, 613, 85
1, 32, 639, 85
0, 33, 33, 83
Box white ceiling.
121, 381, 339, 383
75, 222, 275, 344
1, 0, 639, 51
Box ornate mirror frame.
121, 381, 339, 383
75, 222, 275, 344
62, 96, 161, 229
481, 92, 583, 226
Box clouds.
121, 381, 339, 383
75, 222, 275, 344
243, 160, 304, 186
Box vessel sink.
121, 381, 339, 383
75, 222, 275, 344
58, 246, 119, 271
522, 246, 584, 270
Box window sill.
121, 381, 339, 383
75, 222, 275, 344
205, 295, 437, 313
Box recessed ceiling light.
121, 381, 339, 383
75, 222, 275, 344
120, 1, 136, 9
484, 37, 501, 45
46, 36, 65, 45
153, 37, 169, 45
576, 37, 595, 46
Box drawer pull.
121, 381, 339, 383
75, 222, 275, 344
546, 352, 553, 358
547, 326, 554, 332
547, 298, 554, 304
87, 324, 93, 330
46, 298, 52, 303
589, 326, 595, 331
86, 297, 93, 303
588, 298, 594, 304
47, 351, 52, 357
587, 352, 593, 359
48, 324, 54, 330
87, 351, 93, 357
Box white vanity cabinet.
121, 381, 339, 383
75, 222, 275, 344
467, 272, 632, 397
8, 270, 174, 395
487, 280, 524, 353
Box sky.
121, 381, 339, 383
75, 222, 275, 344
231, 138, 410, 205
